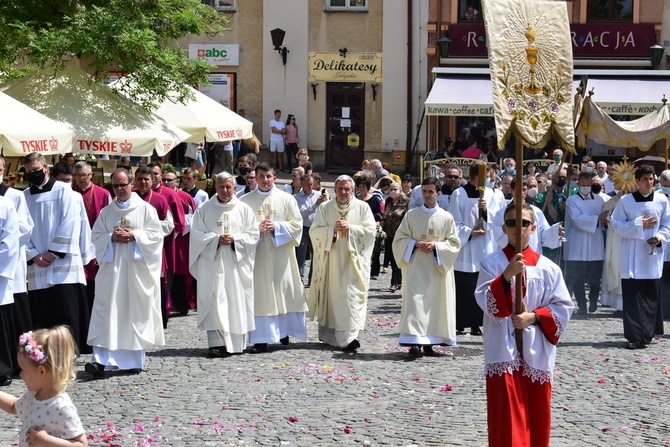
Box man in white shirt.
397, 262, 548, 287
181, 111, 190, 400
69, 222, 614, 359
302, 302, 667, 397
269, 109, 286, 173
294, 174, 327, 285
546, 148, 568, 177
564, 172, 606, 315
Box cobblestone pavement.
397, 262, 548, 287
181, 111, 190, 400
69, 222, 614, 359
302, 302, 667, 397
1, 268, 669, 447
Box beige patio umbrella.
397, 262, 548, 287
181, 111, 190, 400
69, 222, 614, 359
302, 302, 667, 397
0, 92, 74, 156
112, 80, 253, 143
1, 63, 190, 156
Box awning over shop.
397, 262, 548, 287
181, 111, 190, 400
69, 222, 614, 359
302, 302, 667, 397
424, 77, 494, 117
425, 69, 669, 117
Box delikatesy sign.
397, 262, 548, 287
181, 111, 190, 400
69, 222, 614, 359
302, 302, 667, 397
189, 44, 240, 66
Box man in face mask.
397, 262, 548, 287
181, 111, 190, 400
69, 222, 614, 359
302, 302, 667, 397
542, 168, 568, 264
500, 158, 516, 178
564, 172, 607, 315
547, 148, 567, 177
22, 152, 93, 354
525, 175, 544, 208
591, 176, 610, 203
235, 156, 252, 194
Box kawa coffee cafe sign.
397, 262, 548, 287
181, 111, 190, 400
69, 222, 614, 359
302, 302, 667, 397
309, 52, 382, 82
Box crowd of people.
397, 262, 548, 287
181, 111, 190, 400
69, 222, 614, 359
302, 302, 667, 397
0, 146, 668, 446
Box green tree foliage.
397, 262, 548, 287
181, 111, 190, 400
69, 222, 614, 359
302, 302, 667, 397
0, 0, 227, 107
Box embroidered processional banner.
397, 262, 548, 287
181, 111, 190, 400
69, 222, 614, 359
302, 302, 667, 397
481, 0, 575, 152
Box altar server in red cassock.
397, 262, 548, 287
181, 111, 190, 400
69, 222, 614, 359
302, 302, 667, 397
475, 203, 573, 447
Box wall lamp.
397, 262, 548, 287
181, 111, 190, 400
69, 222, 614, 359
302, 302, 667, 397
437, 34, 452, 59
270, 28, 289, 65
371, 83, 378, 101
339, 48, 348, 58
311, 83, 319, 100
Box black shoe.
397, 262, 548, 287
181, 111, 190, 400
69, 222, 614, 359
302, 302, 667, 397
0, 375, 11, 386
577, 308, 588, 316
470, 327, 483, 336
208, 346, 231, 358
343, 339, 360, 353
589, 302, 598, 313
635, 342, 648, 349
625, 342, 637, 350
422, 345, 437, 356
250, 343, 268, 354
85, 362, 105, 377
408, 346, 422, 357
122, 368, 142, 374
456, 329, 465, 336
280, 336, 290, 346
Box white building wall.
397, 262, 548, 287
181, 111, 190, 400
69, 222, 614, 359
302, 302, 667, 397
381, 0, 408, 155
663, 0, 670, 69
262, 0, 309, 147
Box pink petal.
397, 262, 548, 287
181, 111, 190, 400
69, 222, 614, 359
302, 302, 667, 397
344, 426, 353, 434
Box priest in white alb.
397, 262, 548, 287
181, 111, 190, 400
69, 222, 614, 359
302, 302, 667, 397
392, 177, 461, 357
308, 175, 376, 353
190, 172, 259, 357
86, 169, 165, 376
240, 163, 307, 353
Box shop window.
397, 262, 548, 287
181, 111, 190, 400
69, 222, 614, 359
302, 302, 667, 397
459, 1, 483, 23
325, 0, 368, 12
203, 0, 236, 12
587, 0, 633, 22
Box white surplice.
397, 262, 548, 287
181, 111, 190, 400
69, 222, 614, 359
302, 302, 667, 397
564, 193, 605, 261
190, 195, 259, 353
240, 187, 307, 343
2, 188, 33, 294
449, 186, 506, 272
0, 196, 19, 305
308, 198, 376, 347
611, 192, 670, 279
475, 248, 574, 384
24, 180, 90, 290
392, 205, 461, 346
491, 202, 561, 254
88, 193, 165, 368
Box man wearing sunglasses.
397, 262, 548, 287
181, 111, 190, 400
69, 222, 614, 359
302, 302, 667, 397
475, 202, 573, 447
86, 168, 165, 376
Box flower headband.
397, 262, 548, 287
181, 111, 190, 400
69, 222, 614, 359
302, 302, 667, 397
19, 331, 47, 364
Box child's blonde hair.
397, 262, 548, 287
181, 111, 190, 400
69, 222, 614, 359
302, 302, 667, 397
19, 326, 78, 392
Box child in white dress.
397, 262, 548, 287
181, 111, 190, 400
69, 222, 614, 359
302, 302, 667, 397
0, 326, 87, 447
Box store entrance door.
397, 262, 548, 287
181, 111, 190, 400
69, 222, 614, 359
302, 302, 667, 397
325, 83, 365, 170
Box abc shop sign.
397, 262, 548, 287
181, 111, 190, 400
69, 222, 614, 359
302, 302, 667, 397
189, 44, 239, 66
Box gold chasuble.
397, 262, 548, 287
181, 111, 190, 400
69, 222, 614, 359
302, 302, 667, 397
308, 199, 376, 331
481, 0, 575, 151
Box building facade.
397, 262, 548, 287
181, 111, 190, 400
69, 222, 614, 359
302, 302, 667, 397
181, 0, 418, 173
424, 0, 669, 162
